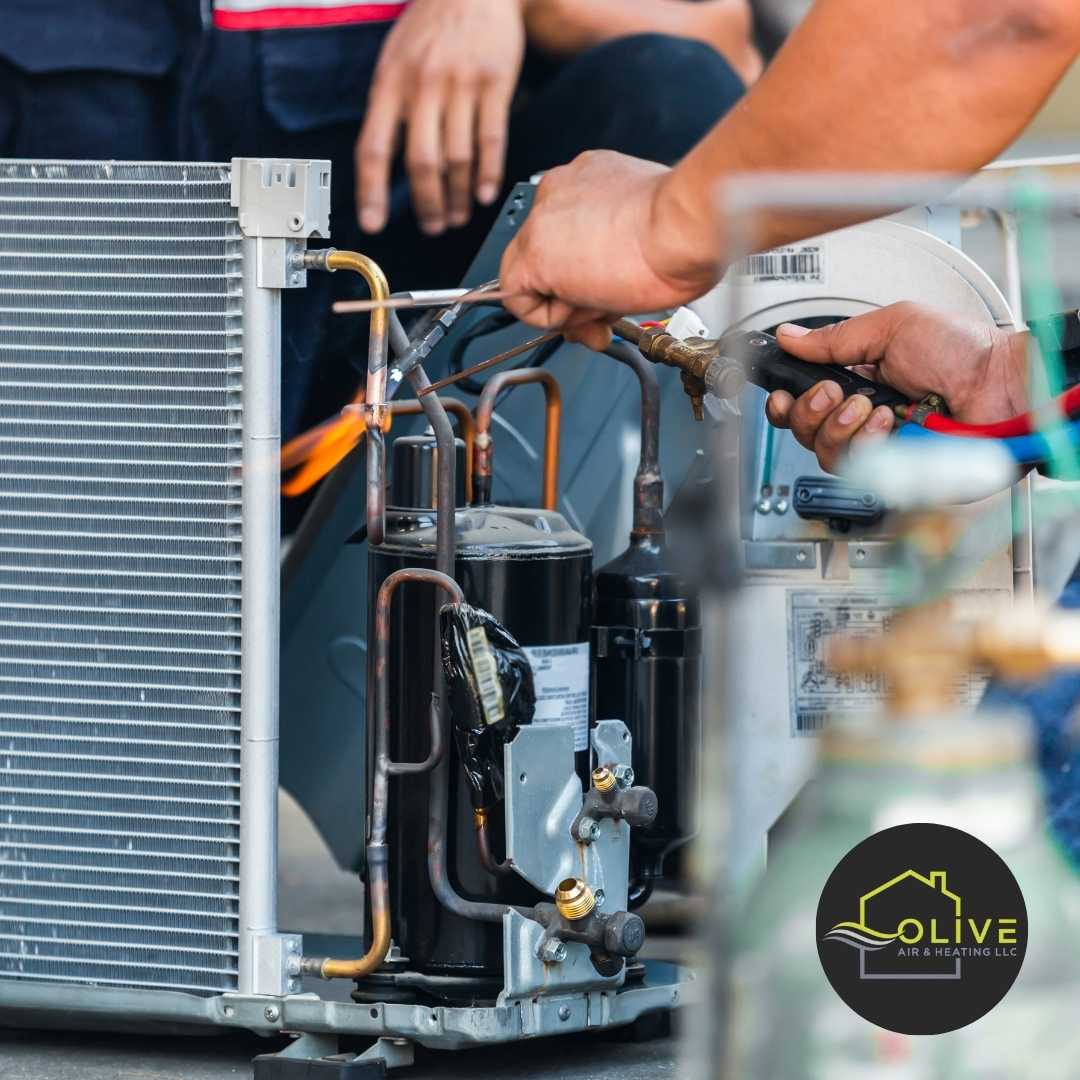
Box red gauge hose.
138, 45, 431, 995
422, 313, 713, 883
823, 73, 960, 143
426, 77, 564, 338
907, 383, 1080, 437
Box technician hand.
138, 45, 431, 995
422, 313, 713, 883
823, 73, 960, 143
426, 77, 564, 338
356, 0, 527, 236
764, 303, 1030, 473
500, 150, 721, 352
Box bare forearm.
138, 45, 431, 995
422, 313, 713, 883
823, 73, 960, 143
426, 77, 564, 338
662, 0, 1080, 272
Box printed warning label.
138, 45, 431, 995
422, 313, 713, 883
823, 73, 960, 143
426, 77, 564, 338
788, 590, 1004, 735
523, 642, 590, 752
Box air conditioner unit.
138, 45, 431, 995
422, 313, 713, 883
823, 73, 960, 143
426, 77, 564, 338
0, 161, 686, 1075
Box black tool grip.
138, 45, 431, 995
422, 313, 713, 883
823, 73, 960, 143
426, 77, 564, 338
726, 331, 912, 410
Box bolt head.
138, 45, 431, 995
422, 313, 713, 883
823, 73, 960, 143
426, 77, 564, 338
594, 889, 606, 908
540, 939, 567, 964
576, 817, 599, 843
558, 1005, 571, 1021
264, 1005, 280, 1022
612, 764, 635, 789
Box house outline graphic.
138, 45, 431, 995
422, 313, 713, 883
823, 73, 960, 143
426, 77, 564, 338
859, 869, 962, 981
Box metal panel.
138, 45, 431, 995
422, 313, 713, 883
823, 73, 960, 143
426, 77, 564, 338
0, 161, 243, 995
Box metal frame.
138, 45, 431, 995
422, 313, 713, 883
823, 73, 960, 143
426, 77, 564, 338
232, 160, 331, 996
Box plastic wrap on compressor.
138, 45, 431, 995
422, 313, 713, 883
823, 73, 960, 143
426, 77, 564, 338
441, 603, 535, 805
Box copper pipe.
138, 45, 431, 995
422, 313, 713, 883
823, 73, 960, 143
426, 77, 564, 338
474, 808, 512, 877
605, 341, 664, 539
473, 369, 561, 510
302, 567, 464, 980
387, 398, 475, 503
333, 285, 518, 314
418, 332, 560, 396
305, 249, 391, 546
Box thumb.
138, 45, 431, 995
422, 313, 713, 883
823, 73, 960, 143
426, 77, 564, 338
776, 305, 910, 367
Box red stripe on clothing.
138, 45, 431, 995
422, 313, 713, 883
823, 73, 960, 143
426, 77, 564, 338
214, 3, 407, 30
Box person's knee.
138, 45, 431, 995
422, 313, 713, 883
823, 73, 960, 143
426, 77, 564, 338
573, 33, 747, 160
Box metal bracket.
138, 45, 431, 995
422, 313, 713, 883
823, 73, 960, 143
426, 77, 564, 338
252, 1033, 413, 1078
230, 158, 332, 287
500, 908, 623, 1002
250, 932, 303, 996
503, 721, 631, 912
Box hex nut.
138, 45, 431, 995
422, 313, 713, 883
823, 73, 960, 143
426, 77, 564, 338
540, 939, 568, 964
576, 817, 600, 843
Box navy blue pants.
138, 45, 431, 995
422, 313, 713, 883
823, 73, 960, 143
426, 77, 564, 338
0, 32, 746, 438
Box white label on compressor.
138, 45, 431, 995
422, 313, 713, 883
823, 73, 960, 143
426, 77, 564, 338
523, 642, 590, 752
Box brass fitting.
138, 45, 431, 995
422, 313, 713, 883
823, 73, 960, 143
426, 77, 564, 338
555, 878, 596, 921
592, 766, 617, 793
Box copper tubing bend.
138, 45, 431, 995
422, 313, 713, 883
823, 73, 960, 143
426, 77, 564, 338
473, 369, 561, 509
302, 567, 464, 981
388, 398, 475, 504
310, 249, 391, 546
474, 808, 512, 877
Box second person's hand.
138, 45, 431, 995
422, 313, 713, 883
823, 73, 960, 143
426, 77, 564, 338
764, 302, 1030, 473
355, 0, 527, 237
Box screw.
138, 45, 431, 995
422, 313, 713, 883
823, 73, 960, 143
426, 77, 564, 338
264, 1005, 280, 1023
612, 764, 635, 790
795, 549, 808, 563
576, 817, 600, 843
775, 498, 789, 514
540, 939, 568, 964
748, 335, 769, 347
855, 547, 867, 561
756, 497, 773, 514
290, 272, 302, 286
595, 889, 606, 908
558, 1006, 571, 1021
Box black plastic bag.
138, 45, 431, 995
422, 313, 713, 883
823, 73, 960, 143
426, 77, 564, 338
441, 602, 535, 805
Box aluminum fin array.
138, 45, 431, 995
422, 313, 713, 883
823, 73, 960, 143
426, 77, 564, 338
0, 161, 243, 994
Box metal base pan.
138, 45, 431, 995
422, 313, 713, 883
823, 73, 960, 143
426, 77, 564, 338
0, 959, 690, 1050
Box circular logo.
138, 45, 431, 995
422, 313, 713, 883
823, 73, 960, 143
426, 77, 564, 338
816, 823, 1027, 1035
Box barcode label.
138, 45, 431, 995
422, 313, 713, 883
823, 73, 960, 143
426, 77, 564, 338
796, 710, 828, 734
736, 244, 824, 284
466, 626, 504, 726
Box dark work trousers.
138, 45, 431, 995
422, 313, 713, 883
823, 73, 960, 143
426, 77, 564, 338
0, 30, 746, 438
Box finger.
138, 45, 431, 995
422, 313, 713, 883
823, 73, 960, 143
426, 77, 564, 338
776, 305, 913, 367
444, 82, 477, 228
356, 76, 404, 234
849, 405, 895, 456
765, 390, 795, 428
784, 380, 844, 453
406, 79, 447, 235
563, 318, 613, 352
812, 392, 875, 474
475, 76, 512, 206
